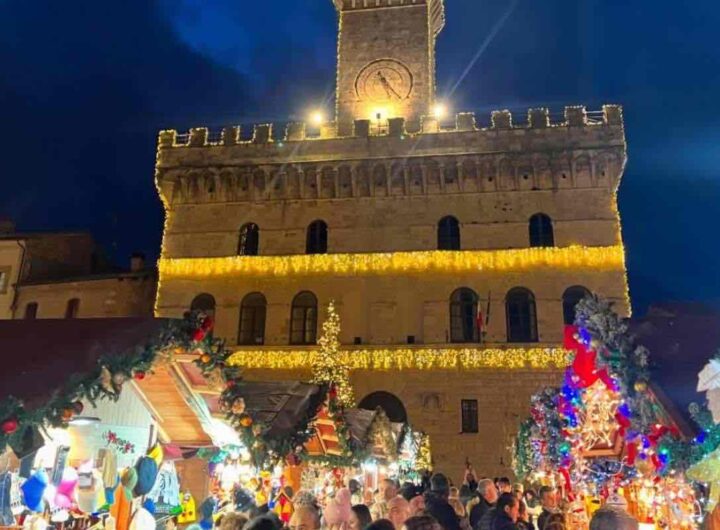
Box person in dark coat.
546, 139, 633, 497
536, 487, 558, 530
477, 494, 519, 530
469, 479, 498, 529
423, 473, 462, 530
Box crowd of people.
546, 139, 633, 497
202, 470, 640, 530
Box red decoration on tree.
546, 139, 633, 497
192, 328, 206, 342
134, 371, 146, 381
1, 418, 18, 435
201, 316, 214, 332
625, 440, 638, 466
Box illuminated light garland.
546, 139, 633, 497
228, 347, 571, 371
158, 245, 626, 280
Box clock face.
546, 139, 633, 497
355, 59, 413, 103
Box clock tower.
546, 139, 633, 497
333, 0, 445, 135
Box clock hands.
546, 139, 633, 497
376, 71, 403, 100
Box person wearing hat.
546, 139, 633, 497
423, 473, 461, 530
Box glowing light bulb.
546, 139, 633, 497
433, 102, 448, 119
310, 111, 325, 126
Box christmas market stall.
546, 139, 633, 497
512, 297, 702, 530
0, 315, 221, 530
183, 302, 432, 520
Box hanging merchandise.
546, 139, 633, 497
110, 481, 132, 530
77, 468, 106, 514
21, 469, 48, 513
129, 507, 156, 530
133, 457, 158, 497
55, 467, 79, 509
0, 472, 13, 526
100, 448, 119, 489
273, 486, 294, 524
147, 461, 180, 506
178, 492, 197, 524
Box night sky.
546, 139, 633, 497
1, 0, 718, 314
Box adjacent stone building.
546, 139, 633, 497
0, 223, 156, 319
154, 0, 629, 478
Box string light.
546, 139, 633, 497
228, 346, 571, 371
158, 244, 626, 280
311, 301, 355, 407
576, 382, 621, 450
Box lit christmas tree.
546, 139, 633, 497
312, 301, 355, 407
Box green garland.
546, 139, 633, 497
194, 341, 328, 469
512, 418, 535, 480
0, 312, 216, 456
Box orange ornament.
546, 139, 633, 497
200, 354, 212, 364
61, 408, 74, 421
239, 414, 253, 427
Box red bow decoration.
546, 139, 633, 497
564, 325, 616, 390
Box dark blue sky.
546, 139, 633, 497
1, 0, 718, 314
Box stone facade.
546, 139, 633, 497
154, 0, 629, 479
15, 270, 157, 319
0, 228, 157, 320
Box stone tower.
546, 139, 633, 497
334, 0, 445, 135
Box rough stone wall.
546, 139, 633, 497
16, 272, 157, 319
159, 268, 627, 347
21, 233, 96, 281
163, 188, 620, 258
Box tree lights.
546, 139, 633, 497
311, 301, 355, 407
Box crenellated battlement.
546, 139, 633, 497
155, 106, 626, 208
159, 105, 623, 150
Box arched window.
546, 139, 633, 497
306, 220, 328, 254
358, 391, 408, 423
238, 223, 259, 255
65, 298, 80, 319
290, 291, 318, 345
238, 293, 267, 345
562, 286, 592, 325
190, 293, 216, 319
529, 213, 554, 247
449, 288, 479, 343
506, 287, 538, 342
24, 302, 38, 320
438, 216, 460, 250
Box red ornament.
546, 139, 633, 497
1, 418, 18, 435
201, 316, 214, 332
226, 380, 237, 389
625, 440, 638, 466
192, 329, 206, 342
134, 371, 146, 381
72, 401, 84, 415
